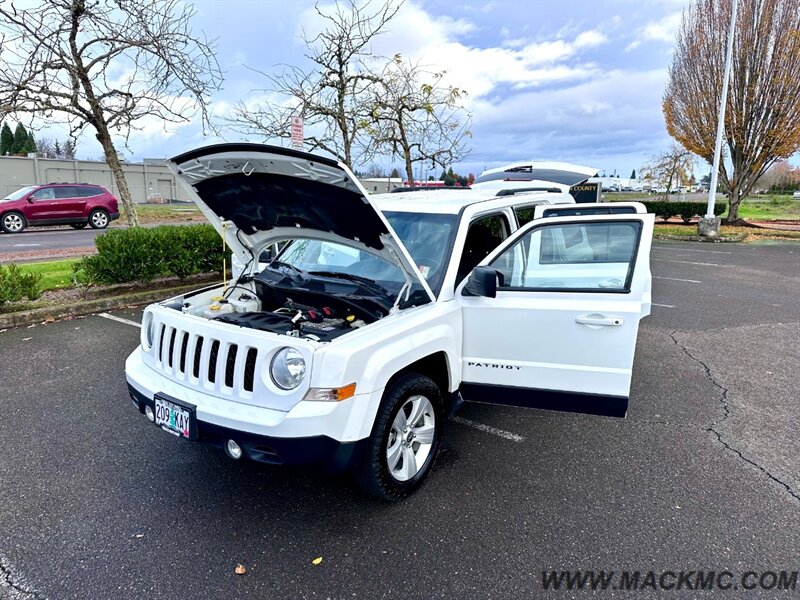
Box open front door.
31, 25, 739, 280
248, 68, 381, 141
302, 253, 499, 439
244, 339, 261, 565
457, 213, 654, 417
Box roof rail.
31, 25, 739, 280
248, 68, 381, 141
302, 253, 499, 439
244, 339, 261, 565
495, 187, 562, 196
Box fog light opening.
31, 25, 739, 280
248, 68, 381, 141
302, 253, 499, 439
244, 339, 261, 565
144, 405, 155, 422
225, 439, 243, 460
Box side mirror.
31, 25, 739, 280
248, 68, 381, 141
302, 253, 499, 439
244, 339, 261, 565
463, 266, 498, 298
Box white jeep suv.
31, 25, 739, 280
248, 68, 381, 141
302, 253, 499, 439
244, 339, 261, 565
125, 144, 654, 500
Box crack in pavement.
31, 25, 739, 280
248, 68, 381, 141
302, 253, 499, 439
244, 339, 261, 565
0, 555, 44, 600
668, 331, 800, 503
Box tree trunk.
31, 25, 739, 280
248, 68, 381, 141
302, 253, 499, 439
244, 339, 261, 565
724, 185, 744, 224
97, 130, 140, 227
403, 153, 414, 188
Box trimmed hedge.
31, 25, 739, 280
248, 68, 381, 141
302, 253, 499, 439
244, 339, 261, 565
639, 201, 727, 223
78, 224, 229, 284
0, 264, 42, 305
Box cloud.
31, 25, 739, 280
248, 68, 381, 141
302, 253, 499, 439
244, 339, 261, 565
626, 11, 683, 51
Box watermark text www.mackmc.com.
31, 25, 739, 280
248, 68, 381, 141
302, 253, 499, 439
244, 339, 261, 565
541, 570, 798, 592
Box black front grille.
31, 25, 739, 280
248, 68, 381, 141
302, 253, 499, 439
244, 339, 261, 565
179, 332, 189, 373
193, 336, 204, 379
167, 329, 177, 368
225, 345, 238, 388
208, 340, 220, 383
243, 348, 258, 392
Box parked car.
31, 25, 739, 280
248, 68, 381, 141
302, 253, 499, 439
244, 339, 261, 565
792, 191, 800, 199
0, 183, 120, 233
125, 144, 654, 500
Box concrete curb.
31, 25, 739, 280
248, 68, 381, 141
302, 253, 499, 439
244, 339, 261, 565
0, 283, 205, 330
654, 233, 747, 243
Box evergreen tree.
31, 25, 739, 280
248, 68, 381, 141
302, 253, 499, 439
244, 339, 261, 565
11, 123, 28, 155
23, 132, 38, 155
63, 139, 76, 159
630, 169, 636, 179
0, 123, 14, 155
53, 140, 62, 158
390, 167, 400, 179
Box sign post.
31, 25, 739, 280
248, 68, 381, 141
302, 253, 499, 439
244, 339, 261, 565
290, 116, 304, 151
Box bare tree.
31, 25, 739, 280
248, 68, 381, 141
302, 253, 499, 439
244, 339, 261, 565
228, 0, 402, 169
365, 56, 470, 186
640, 145, 695, 197
663, 0, 800, 223
0, 0, 222, 226
35, 137, 57, 158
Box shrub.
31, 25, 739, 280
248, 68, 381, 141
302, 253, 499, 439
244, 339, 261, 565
639, 201, 727, 222
0, 263, 42, 305
78, 224, 228, 284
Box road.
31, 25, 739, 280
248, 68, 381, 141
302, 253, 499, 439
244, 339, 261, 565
0, 227, 106, 255
0, 239, 799, 599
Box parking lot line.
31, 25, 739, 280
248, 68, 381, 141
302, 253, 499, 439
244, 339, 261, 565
654, 276, 701, 283
451, 416, 525, 442
97, 312, 141, 328
652, 258, 719, 267
652, 245, 732, 255
652, 303, 675, 308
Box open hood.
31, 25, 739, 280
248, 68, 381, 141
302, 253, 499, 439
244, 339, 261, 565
168, 143, 434, 301
471, 161, 598, 192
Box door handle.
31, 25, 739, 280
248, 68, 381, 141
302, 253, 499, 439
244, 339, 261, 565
575, 315, 624, 327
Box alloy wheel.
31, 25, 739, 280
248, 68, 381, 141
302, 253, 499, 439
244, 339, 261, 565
3, 213, 24, 232
91, 211, 108, 228
385, 394, 436, 482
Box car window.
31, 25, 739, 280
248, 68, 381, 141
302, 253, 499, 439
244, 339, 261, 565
54, 186, 80, 199
382, 211, 458, 296
514, 206, 536, 226
79, 186, 103, 197
490, 221, 642, 292
31, 187, 55, 200
456, 213, 511, 284
2, 186, 37, 201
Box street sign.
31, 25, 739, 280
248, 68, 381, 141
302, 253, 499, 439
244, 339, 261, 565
290, 116, 304, 150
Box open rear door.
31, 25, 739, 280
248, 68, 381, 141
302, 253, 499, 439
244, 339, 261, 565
457, 213, 653, 417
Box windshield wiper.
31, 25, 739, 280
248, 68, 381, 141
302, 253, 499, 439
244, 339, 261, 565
307, 270, 391, 296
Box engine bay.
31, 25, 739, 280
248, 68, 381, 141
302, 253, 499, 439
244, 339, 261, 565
168, 272, 390, 342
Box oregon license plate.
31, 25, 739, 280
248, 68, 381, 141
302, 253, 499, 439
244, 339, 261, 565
154, 395, 195, 439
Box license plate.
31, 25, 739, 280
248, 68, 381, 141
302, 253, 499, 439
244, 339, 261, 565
154, 395, 195, 439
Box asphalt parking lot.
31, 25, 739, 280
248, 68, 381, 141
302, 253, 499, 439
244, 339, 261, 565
1, 239, 799, 599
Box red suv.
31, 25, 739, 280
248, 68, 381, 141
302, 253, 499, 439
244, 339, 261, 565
0, 183, 120, 233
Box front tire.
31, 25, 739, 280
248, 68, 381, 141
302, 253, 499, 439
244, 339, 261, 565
1, 211, 26, 233
353, 373, 443, 501
88, 209, 109, 229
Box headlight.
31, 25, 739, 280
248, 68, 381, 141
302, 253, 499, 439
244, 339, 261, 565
269, 347, 306, 390
141, 312, 155, 351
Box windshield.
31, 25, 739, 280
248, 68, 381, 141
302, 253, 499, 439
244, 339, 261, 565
382, 211, 459, 296
2, 186, 36, 201
274, 239, 430, 308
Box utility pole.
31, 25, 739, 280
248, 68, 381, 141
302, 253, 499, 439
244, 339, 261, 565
700, 0, 738, 237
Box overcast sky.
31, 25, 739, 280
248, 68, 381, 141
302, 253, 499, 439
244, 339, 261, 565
36, 0, 697, 178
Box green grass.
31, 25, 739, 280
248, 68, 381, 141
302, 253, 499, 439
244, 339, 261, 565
131, 204, 204, 223
736, 196, 800, 221
17, 258, 81, 291
655, 223, 800, 240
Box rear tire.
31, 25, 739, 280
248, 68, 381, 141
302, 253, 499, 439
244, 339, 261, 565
352, 372, 443, 501
88, 209, 109, 229
1, 211, 26, 233
70, 223, 88, 229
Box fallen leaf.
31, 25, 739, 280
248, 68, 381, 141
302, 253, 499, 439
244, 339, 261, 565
22, 337, 32, 341
234, 564, 247, 575
44, 317, 55, 324
134, 533, 144, 539
26, 324, 36, 329
311, 557, 323, 566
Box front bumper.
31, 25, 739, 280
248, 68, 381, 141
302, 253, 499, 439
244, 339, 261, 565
127, 385, 363, 470
125, 347, 378, 470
